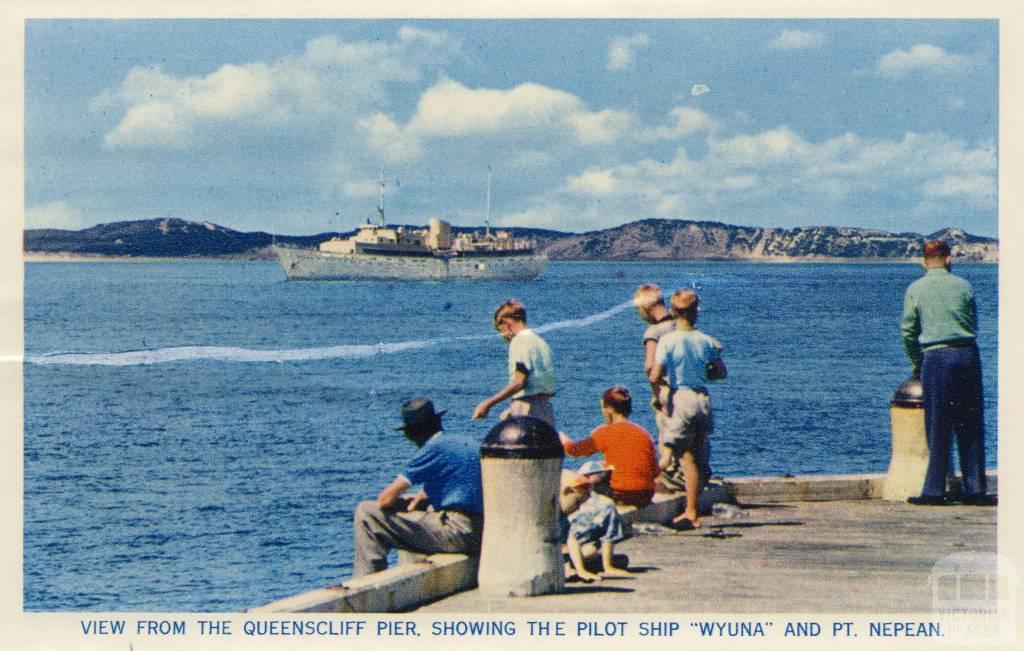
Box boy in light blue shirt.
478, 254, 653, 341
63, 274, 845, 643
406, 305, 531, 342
649, 289, 726, 530
473, 299, 556, 428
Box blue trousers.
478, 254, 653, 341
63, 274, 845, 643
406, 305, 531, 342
920, 345, 987, 498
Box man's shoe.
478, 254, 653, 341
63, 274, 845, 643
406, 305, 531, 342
961, 494, 998, 506
907, 495, 947, 506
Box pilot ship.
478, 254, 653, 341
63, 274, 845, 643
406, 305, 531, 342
273, 175, 547, 281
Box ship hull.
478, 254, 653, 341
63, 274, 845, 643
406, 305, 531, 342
273, 246, 548, 281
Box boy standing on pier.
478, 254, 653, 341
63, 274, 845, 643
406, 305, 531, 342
634, 283, 712, 491
634, 284, 675, 445
473, 299, 556, 428
648, 289, 726, 529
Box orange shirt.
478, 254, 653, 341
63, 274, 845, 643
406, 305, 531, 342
563, 421, 659, 492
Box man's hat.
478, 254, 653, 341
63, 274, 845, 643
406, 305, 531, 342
395, 397, 446, 432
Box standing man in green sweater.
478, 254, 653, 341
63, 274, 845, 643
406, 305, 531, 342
900, 240, 992, 506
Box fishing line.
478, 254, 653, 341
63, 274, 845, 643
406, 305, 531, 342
26, 299, 635, 367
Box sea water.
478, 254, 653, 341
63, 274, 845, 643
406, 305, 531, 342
23, 260, 998, 611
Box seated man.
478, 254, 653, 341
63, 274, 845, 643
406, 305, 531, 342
352, 397, 484, 577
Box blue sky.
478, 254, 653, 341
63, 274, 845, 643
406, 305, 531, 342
24, 19, 998, 236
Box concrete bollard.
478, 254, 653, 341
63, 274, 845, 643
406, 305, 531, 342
477, 416, 564, 596
883, 377, 928, 501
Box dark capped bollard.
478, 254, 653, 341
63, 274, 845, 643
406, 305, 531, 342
883, 377, 929, 501
477, 416, 564, 596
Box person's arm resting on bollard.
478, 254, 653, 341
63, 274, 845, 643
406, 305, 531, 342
559, 431, 598, 457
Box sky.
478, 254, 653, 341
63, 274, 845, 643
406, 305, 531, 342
23, 19, 999, 237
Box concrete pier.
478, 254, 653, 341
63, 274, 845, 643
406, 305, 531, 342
422, 497, 995, 613
253, 471, 997, 613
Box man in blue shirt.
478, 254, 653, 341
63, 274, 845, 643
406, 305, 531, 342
900, 240, 992, 506
352, 397, 484, 576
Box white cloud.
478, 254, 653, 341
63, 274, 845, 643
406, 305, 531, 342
876, 44, 974, 79
397, 25, 461, 51
407, 79, 581, 137
711, 127, 810, 165
811, 132, 996, 180
720, 175, 760, 190
555, 126, 995, 229
359, 113, 423, 164
642, 106, 717, 141
567, 109, 636, 145
98, 28, 458, 150
25, 201, 87, 230
921, 174, 995, 207
768, 30, 827, 50
105, 102, 191, 150
511, 150, 556, 168
496, 201, 575, 231
691, 84, 710, 97
607, 33, 651, 71
565, 168, 623, 196
365, 79, 636, 161
655, 195, 684, 215
342, 179, 381, 199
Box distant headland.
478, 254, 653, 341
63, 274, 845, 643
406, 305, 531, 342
23, 217, 998, 263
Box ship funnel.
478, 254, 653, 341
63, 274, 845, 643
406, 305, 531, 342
428, 219, 452, 250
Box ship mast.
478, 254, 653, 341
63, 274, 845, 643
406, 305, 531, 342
377, 169, 386, 226
485, 166, 492, 238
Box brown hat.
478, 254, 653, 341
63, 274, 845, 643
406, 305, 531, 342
395, 397, 446, 432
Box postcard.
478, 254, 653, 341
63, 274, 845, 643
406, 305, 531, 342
5, 1, 1022, 649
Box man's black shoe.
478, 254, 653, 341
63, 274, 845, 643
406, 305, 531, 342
961, 494, 998, 506
907, 495, 947, 506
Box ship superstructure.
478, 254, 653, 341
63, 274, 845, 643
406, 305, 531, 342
273, 174, 547, 281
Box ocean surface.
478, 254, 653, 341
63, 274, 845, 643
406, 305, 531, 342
23, 260, 998, 611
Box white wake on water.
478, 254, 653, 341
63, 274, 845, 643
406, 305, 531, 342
27, 299, 635, 367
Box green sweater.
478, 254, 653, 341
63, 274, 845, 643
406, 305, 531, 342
900, 267, 977, 368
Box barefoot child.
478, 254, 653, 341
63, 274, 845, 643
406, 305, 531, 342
559, 470, 629, 581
